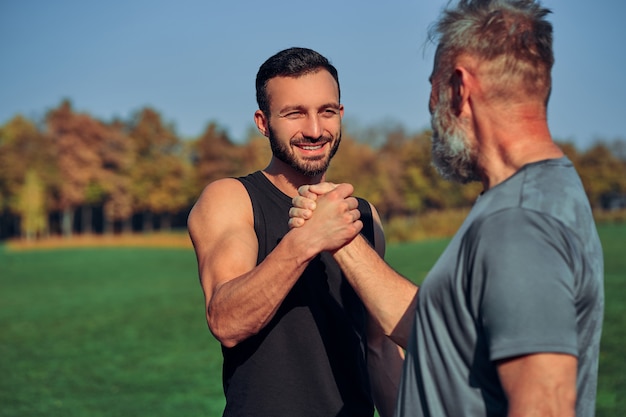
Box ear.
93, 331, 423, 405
254, 110, 269, 137
450, 67, 472, 117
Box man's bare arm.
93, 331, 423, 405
188, 178, 312, 347
333, 234, 418, 348
497, 353, 577, 417
365, 203, 404, 417
291, 183, 418, 348
188, 179, 361, 348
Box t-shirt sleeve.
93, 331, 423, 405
467, 207, 579, 361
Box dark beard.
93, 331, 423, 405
268, 126, 341, 177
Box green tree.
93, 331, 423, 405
16, 170, 47, 240
0, 115, 57, 237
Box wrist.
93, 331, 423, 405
286, 226, 322, 265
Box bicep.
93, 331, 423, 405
188, 179, 258, 305
497, 353, 577, 416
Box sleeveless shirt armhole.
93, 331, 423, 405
237, 173, 376, 258
356, 198, 375, 247
235, 173, 265, 265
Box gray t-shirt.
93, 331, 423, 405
395, 157, 604, 417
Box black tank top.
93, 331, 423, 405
220, 171, 375, 417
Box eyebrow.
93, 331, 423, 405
278, 102, 340, 114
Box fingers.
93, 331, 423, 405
345, 196, 359, 211
288, 206, 312, 229
297, 185, 318, 201
289, 206, 312, 219
298, 182, 340, 197
289, 209, 361, 232
348, 206, 361, 222
292, 195, 316, 211
288, 217, 305, 229
331, 183, 355, 200
351, 219, 364, 235
292, 182, 354, 217
289, 183, 363, 253
290, 183, 359, 235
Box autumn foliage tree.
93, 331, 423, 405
98, 120, 134, 233
46, 100, 111, 236
191, 122, 243, 194
0, 103, 624, 241
575, 142, 626, 209
127, 108, 188, 232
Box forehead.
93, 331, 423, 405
265, 70, 339, 110
430, 45, 444, 82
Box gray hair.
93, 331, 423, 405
429, 0, 554, 104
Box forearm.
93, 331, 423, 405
208, 230, 317, 347
368, 332, 404, 417
333, 235, 418, 348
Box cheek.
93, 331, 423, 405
326, 119, 342, 137
269, 120, 296, 139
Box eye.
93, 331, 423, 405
285, 111, 304, 119
322, 108, 339, 117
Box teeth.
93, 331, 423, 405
301, 145, 322, 150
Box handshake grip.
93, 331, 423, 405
289, 182, 363, 253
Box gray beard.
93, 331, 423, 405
430, 100, 480, 184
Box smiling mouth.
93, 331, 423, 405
293, 140, 329, 150
300, 144, 324, 150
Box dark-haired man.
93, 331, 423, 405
289, 2, 604, 416
188, 47, 403, 417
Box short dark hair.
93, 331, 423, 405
430, 0, 554, 104
255, 47, 340, 115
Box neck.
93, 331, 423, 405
473, 103, 564, 190
263, 157, 326, 197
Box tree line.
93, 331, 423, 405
1, 100, 625, 241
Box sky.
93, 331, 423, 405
1, 0, 624, 150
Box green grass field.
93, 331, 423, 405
1, 223, 624, 416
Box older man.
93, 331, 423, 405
289, 1, 604, 416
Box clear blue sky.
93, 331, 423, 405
1, 0, 624, 150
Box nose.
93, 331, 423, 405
428, 90, 436, 115
301, 114, 322, 140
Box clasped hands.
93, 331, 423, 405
289, 182, 363, 253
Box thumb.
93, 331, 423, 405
331, 183, 355, 199
307, 182, 339, 196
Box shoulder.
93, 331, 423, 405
466, 207, 577, 277
188, 178, 252, 234
191, 177, 249, 210
469, 207, 569, 248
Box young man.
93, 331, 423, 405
187, 47, 403, 417
289, 2, 604, 416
